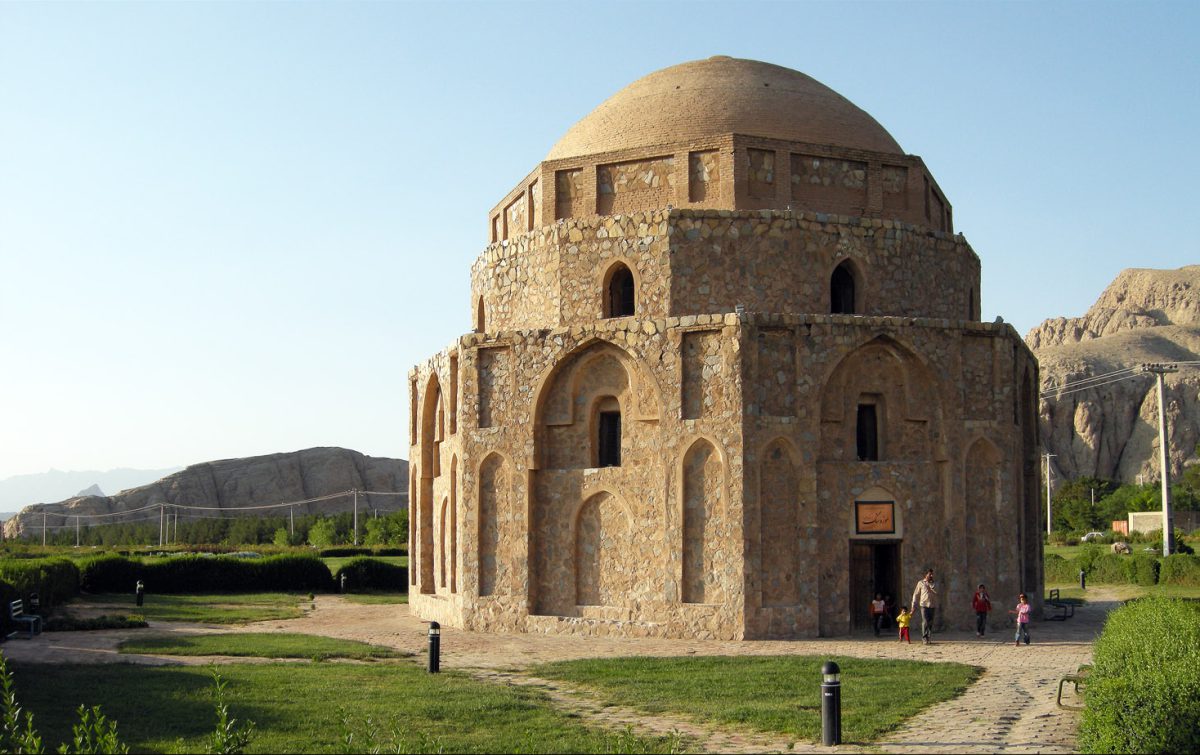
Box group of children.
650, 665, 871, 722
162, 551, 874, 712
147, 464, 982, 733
873, 585, 1033, 646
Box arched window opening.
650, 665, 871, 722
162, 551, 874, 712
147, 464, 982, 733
856, 401, 879, 461
595, 396, 622, 467
476, 297, 486, 333
831, 262, 856, 315
606, 264, 635, 318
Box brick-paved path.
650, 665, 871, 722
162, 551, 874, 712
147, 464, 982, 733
5, 593, 1112, 753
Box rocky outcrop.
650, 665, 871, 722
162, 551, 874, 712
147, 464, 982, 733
3, 447, 408, 539
1030, 266, 1200, 483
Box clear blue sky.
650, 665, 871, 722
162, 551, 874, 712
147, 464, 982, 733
2, 0, 1196, 480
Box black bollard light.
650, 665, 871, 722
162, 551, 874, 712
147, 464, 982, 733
428, 621, 441, 673
340, 573, 347, 593
1079, 569, 1086, 590
821, 660, 841, 746
135, 580, 144, 607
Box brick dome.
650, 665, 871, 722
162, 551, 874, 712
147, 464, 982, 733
546, 56, 904, 162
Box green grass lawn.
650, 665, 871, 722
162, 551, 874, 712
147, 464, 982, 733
67, 593, 308, 624
9, 662, 685, 753
1045, 583, 1200, 602
118, 632, 410, 660
532, 655, 979, 744
340, 592, 408, 604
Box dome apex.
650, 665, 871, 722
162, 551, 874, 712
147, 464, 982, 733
546, 57, 903, 162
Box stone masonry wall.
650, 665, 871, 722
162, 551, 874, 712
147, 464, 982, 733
408, 313, 1039, 640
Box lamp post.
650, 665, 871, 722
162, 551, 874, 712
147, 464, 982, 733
821, 660, 841, 746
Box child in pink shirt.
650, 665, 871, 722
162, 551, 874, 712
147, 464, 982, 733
1008, 593, 1031, 646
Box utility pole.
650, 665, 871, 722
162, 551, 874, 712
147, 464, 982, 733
1044, 453, 1057, 535
76, 516, 80, 547
43, 512, 47, 546
353, 489, 359, 546
159, 504, 165, 548
289, 505, 294, 536
1143, 363, 1179, 556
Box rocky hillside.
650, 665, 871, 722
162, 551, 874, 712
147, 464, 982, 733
3, 447, 408, 539
1029, 266, 1200, 483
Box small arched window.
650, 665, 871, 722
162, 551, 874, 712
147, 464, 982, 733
831, 262, 856, 315
856, 402, 879, 461
476, 296, 486, 333
605, 264, 635, 318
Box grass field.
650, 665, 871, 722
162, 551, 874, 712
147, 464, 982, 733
1044, 583, 1200, 602
532, 655, 979, 744
70, 593, 308, 624
118, 633, 410, 660
10, 662, 685, 753
340, 592, 408, 604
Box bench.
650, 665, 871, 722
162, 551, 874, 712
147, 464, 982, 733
8, 600, 41, 640
1057, 665, 1090, 710
1045, 588, 1075, 621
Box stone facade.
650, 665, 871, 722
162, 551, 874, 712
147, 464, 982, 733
410, 57, 1041, 639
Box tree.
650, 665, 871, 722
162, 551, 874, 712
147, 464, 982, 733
307, 519, 338, 548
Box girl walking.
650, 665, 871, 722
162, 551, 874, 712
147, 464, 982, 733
896, 606, 912, 643
1008, 593, 1031, 646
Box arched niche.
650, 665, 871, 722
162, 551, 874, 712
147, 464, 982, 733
532, 339, 661, 470
850, 485, 904, 539
830, 258, 861, 315
964, 438, 1002, 589
681, 437, 725, 604
819, 336, 946, 464
417, 373, 443, 593
573, 490, 634, 606
477, 452, 508, 598
476, 296, 486, 333
759, 438, 800, 607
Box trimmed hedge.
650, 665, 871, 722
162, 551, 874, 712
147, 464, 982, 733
1079, 597, 1200, 753
0, 558, 80, 609
1044, 554, 1076, 583
80, 554, 334, 594
334, 557, 408, 592
1160, 554, 1200, 586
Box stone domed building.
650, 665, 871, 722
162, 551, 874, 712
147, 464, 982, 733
408, 57, 1042, 639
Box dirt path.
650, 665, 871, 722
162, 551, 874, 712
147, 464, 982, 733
3, 592, 1116, 753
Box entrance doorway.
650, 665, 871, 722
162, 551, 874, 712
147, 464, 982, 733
849, 541, 901, 631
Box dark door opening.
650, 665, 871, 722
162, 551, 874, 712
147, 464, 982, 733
849, 541, 901, 631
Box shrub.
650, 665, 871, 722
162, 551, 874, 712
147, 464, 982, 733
1044, 554, 1076, 583
0, 557, 81, 610
372, 547, 406, 557
1079, 597, 1200, 753
80, 554, 333, 594
1126, 555, 1160, 586
317, 547, 372, 558
333, 558, 408, 592
80, 555, 143, 594
1159, 554, 1200, 586
1087, 554, 1130, 584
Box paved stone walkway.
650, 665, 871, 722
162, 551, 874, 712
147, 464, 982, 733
3, 592, 1113, 753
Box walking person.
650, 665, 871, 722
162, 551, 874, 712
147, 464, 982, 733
910, 568, 938, 644
1009, 593, 1032, 646
972, 583, 992, 637
896, 606, 912, 643
871, 592, 887, 637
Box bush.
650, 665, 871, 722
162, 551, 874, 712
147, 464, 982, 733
1087, 554, 1130, 584
1044, 554, 1076, 583
1079, 597, 1200, 753
318, 547, 372, 558
1159, 554, 1200, 586
0, 558, 80, 609
333, 558, 408, 593
80, 554, 333, 594
1126, 555, 1161, 586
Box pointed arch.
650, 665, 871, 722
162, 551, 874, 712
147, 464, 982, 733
760, 437, 801, 607
417, 372, 443, 593
478, 452, 508, 597
476, 296, 486, 334
682, 437, 726, 604
573, 490, 634, 606
830, 258, 860, 315
449, 455, 458, 594
438, 496, 449, 589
